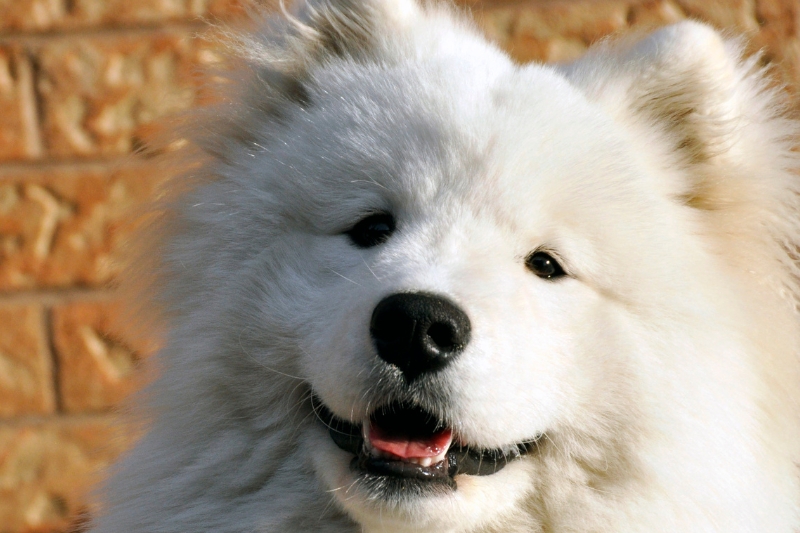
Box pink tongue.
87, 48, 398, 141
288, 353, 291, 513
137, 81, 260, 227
369, 425, 453, 459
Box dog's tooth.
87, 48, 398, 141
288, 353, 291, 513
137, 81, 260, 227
419, 457, 432, 467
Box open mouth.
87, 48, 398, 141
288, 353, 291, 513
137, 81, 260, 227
311, 395, 540, 489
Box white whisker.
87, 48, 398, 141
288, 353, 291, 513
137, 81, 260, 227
329, 268, 362, 287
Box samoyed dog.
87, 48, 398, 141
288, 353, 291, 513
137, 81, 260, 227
92, 1, 800, 532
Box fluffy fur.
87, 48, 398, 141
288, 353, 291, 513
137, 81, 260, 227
93, 1, 800, 532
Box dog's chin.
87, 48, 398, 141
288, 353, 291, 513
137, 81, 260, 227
309, 395, 542, 507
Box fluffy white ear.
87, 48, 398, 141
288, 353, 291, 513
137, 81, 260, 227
561, 21, 800, 304
256, 0, 425, 77
197, 0, 423, 157
565, 22, 769, 181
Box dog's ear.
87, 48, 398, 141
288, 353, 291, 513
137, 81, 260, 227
562, 21, 800, 304
226, 0, 421, 100
561, 21, 794, 208
290, 0, 422, 60
191, 0, 422, 158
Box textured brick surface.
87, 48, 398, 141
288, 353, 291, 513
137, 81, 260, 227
53, 299, 159, 413
476, 0, 800, 94
0, 45, 43, 161
0, 165, 166, 290
677, 0, 760, 31
753, 0, 800, 90
0, 0, 246, 33
0, 305, 54, 418
35, 33, 201, 158
0, 420, 129, 533
478, 0, 630, 62
626, 0, 687, 28
479, 0, 755, 61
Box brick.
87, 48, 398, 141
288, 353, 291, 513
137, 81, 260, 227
676, 0, 760, 33
0, 165, 166, 290
0, 305, 54, 418
758, 0, 800, 28
0, 0, 247, 33
34, 32, 207, 158
627, 0, 686, 29
52, 299, 159, 413
0, 45, 43, 162
477, 1, 629, 63
476, 0, 799, 98
0, 419, 130, 533
754, 0, 800, 94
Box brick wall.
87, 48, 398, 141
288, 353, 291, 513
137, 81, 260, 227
0, 1, 797, 532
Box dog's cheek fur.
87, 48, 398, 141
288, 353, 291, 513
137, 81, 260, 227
540, 21, 800, 532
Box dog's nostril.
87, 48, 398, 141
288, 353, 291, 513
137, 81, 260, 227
370, 292, 471, 381
426, 322, 457, 351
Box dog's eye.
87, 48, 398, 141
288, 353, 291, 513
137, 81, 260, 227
347, 213, 395, 248
525, 251, 566, 280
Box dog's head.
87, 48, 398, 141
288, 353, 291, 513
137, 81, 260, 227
146, 2, 800, 532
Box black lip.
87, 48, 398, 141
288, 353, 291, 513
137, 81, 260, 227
311, 395, 540, 488
355, 454, 455, 487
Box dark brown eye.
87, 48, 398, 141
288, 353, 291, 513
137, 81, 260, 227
347, 213, 395, 248
525, 251, 566, 280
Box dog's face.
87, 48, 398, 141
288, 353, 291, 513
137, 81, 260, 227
150, 3, 800, 532
85, 1, 800, 531
210, 40, 710, 531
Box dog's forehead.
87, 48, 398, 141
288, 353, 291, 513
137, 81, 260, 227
271, 58, 508, 211
313, 61, 619, 155
272, 55, 652, 236
479, 67, 655, 229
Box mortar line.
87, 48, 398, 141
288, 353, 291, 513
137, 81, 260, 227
0, 287, 118, 306
0, 20, 210, 43
0, 157, 159, 175
0, 412, 120, 427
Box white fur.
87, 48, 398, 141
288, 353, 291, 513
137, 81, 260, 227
92, 2, 800, 532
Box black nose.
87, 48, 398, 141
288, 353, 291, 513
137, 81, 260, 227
370, 292, 471, 381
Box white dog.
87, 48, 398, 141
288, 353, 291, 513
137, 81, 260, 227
91, 1, 800, 532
